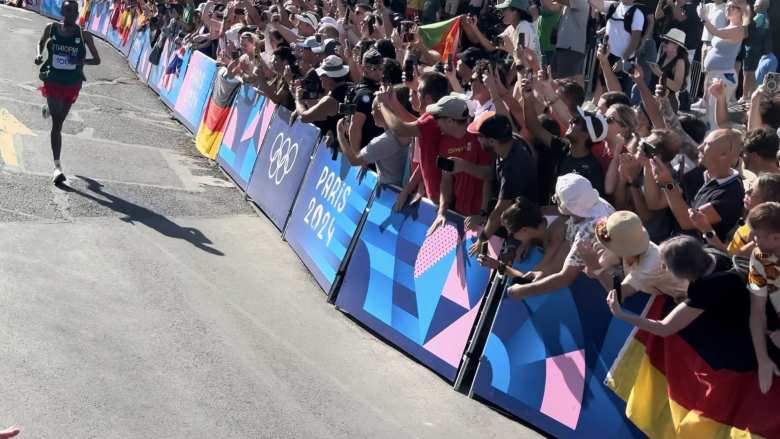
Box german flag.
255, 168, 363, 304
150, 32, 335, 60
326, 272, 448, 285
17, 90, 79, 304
606, 295, 780, 438
418, 16, 461, 62
195, 70, 240, 159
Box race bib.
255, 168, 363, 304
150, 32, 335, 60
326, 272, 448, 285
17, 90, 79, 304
52, 53, 77, 70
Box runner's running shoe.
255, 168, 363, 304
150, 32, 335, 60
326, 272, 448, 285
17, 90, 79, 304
52, 168, 66, 185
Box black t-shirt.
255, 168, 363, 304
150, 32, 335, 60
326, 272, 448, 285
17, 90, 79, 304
682, 269, 780, 370
495, 136, 539, 203
548, 136, 606, 196
352, 78, 383, 149
691, 174, 745, 242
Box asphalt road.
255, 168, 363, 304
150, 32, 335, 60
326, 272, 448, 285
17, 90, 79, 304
0, 6, 541, 439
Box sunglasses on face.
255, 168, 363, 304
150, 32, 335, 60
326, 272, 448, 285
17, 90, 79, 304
606, 114, 625, 127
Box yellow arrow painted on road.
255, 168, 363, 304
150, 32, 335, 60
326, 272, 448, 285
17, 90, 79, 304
0, 108, 35, 167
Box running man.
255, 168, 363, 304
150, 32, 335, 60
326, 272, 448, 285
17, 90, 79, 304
34, 0, 100, 185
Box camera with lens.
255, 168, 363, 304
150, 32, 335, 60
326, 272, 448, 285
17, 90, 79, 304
338, 87, 357, 116
765, 72, 780, 94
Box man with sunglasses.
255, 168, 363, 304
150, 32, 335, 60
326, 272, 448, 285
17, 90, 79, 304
348, 49, 385, 149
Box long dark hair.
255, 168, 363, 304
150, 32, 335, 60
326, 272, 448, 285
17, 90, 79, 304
659, 42, 690, 88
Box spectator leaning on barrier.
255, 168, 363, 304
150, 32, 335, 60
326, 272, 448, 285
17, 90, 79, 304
425, 95, 494, 223
477, 196, 569, 282
348, 48, 385, 150
579, 210, 690, 301
507, 173, 615, 299
336, 85, 414, 186
378, 71, 451, 210
452, 112, 539, 256
294, 55, 351, 141
747, 202, 780, 394
551, 0, 590, 85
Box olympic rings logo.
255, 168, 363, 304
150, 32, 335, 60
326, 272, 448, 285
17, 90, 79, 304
268, 133, 299, 185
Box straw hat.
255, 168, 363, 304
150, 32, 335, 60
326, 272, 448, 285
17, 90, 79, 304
595, 211, 650, 258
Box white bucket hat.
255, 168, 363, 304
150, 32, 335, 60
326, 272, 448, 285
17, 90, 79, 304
595, 211, 650, 258
315, 55, 350, 78
661, 28, 687, 49
555, 173, 613, 218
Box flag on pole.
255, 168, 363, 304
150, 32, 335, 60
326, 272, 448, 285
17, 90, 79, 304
195, 69, 240, 159
418, 16, 462, 61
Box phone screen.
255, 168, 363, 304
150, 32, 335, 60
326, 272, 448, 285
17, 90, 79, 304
436, 156, 455, 172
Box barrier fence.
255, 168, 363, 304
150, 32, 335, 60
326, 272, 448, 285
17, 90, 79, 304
57, 2, 716, 436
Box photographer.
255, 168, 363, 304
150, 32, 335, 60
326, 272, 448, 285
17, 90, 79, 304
336, 85, 414, 185
348, 49, 385, 150
294, 55, 351, 141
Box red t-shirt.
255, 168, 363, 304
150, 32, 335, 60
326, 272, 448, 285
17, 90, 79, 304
590, 140, 612, 174
416, 113, 443, 198
442, 132, 493, 215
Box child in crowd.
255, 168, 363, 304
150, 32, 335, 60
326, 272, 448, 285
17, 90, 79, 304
747, 202, 780, 393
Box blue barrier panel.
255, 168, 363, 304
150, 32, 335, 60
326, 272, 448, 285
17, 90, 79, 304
86, 0, 108, 38
158, 49, 191, 111
245, 107, 320, 230
135, 28, 154, 83
23, 0, 41, 14
147, 38, 172, 93
127, 27, 148, 72
42, 0, 64, 19
283, 145, 378, 293
334, 185, 499, 382
107, 18, 135, 56
470, 248, 647, 438
171, 50, 217, 133
216, 85, 272, 191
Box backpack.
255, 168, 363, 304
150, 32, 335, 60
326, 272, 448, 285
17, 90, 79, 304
606, 2, 648, 36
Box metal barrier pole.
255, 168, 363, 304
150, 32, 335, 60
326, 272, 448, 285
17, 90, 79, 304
453, 271, 506, 393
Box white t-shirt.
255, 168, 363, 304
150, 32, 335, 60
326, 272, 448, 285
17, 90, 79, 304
604, 1, 645, 58
500, 20, 542, 60
621, 243, 689, 300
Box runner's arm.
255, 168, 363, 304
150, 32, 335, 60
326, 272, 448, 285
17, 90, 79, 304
82, 32, 101, 65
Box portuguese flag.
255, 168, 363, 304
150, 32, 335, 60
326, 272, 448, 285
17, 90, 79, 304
195, 69, 240, 159
606, 295, 780, 438
419, 16, 462, 61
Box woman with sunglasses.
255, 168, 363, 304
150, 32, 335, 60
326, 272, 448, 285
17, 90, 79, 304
698, 0, 746, 128
35, 0, 101, 185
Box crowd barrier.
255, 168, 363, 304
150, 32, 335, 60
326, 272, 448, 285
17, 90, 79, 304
68, 2, 712, 436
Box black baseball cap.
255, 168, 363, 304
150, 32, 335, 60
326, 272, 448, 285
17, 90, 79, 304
457, 47, 488, 69
467, 112, 513, 140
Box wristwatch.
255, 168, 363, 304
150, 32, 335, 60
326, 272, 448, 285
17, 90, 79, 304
702, 230, 716, 241
659, 182, 676, 191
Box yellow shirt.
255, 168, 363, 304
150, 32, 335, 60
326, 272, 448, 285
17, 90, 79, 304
727, 223, 752, 255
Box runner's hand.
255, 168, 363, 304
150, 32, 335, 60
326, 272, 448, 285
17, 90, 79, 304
34, 55, 43, 65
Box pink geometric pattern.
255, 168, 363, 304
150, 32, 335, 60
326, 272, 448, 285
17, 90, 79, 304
423, 298, 483, 367
539, 349, 586, 430
220, 108, 239, 151
256, 101, 276, 151
414, 225, 458, 278
441, 254, 469, 308
241, 112, 260, 143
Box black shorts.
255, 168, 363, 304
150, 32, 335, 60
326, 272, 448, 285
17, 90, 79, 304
552, 49, 586, 78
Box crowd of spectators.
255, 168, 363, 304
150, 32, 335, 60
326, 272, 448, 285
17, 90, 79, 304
42, 0, 780, 399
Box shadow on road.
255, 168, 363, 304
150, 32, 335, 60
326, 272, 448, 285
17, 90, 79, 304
61, 176, 225, 256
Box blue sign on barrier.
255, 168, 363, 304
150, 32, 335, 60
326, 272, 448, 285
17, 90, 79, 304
283, 146, 378, 292
334, 185, 499, 382
23, 0, 41, 14
147, 38, 172, 93
128, 27, 148, 72
135, 28, 154, 83
172, 50, 217, 133
86, 0, 109, 39
245, 108, 320, 230
158, 49, 191, 111
470, 250, 647, 438
216, 85, 270, 191
42, 0, 65, 19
